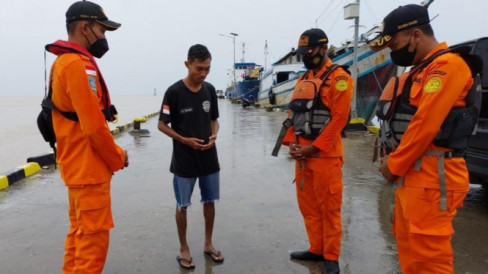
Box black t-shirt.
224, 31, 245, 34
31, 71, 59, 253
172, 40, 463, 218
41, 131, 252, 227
159, 80, 220, 177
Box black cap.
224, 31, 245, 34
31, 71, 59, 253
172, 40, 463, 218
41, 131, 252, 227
296, 28, 328, 55
66, 1, 121, 31
370, 4, 429, 51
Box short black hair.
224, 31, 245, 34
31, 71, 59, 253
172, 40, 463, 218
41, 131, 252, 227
417, 23, 434, 36
406, 23, 434, 37
66, 20, 95, 35
187, 44, 212, 63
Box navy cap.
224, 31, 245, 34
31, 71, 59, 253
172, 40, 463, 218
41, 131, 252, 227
370, 4, 429, 51
66, 0, 121, 31
296, 28, 328, 55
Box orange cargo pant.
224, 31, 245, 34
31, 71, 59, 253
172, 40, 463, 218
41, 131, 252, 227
295, 157, 343, 260
393, 185, 467, 274
62, 182, 114, 274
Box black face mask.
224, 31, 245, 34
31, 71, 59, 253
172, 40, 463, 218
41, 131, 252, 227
86, 27, 109, 58
390, 39, 417, 67
303, 52, 324, 70
89, 38, 109, 58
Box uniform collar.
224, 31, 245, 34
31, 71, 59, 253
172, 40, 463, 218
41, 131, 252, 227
308, 58, 333, 79
421, 42, 448, 63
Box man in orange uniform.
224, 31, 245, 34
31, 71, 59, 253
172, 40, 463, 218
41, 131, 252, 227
46, 1, 128, 273
371, 4, 474, 273
283, 28, 353, 274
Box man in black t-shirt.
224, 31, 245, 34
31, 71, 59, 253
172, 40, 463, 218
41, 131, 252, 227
158, 44, 223, 270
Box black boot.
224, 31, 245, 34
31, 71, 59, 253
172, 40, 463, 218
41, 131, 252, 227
323, 259, 340, 274
290, 250, 325, 261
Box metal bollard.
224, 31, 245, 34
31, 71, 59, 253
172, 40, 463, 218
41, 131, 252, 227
130, 116, 150, 135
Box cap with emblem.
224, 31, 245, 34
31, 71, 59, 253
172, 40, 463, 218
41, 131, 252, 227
296, 28, 328, 55
66, 0, 121, 31
370, 4, 429, 51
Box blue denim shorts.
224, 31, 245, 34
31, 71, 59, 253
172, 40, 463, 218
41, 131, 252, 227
173, 172, 220, 208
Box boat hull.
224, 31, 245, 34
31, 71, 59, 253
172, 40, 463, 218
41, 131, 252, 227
227, 79, 260, 100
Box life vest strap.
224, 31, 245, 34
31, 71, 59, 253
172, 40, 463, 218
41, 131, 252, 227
271, 118, 292, 157
413, 150, 463, 211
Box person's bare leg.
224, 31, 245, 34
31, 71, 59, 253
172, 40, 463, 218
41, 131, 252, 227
176, 207, 195, 268
203, 202, 223, 261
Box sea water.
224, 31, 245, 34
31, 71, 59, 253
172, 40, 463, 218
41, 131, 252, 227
0, 95, 163, 174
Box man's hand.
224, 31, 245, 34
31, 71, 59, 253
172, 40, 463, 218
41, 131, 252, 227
201, 134, 217, 151
379, 156, 397, 183
289, 143, 318, 160
183, 137, 207, 151
123, 150, 129, 168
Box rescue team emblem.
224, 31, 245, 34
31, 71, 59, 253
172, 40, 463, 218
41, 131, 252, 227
335, 79, 348, 92
202, 100, 211, 112
88, 76, 97, 92
424, 77, 442, 93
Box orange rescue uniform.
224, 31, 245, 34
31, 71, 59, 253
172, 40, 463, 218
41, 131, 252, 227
387, 42, 473, 273
283, 59, 353, 260
49, 41, 126, 274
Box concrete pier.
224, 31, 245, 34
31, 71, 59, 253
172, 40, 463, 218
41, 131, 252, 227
1, 101, 487, 273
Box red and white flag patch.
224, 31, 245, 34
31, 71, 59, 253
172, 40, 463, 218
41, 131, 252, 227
163, 104, 170, 115
85, 66, 97, 76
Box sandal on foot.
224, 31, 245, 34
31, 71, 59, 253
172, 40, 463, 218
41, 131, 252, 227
176, 255, 195, 270
204, 250, 224, 263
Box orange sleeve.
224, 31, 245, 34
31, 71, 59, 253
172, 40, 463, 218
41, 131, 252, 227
388, 55, 473, 176
66, 60, 125, 172
312, 68, 354, 152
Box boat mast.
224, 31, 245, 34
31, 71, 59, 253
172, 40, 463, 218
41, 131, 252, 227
241, 42, 246, 62
264, 40, 269, 71
348, 0, 360, 118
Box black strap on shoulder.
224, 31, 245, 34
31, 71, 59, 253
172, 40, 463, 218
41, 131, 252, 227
42, 60, 79, 121
319, 64, 350, 80
318, 64, 340, 81
313, 64, 343, 100
402, 46, 483, 104
43, 53, 118, 122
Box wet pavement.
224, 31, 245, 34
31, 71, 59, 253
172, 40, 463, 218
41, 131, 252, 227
1, 100, 488, 274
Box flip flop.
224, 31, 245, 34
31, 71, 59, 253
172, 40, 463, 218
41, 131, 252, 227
176, 255, 195, 270
204, 250, 224, 263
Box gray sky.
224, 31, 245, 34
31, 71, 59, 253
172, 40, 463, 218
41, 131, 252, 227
0, 0, 487, 97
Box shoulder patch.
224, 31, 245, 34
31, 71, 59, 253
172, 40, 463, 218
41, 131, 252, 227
88, 76, 97, 93
162, 104, 170, 115
335, 79, 349, 92
424, 77, 442, 93
85, 66, 97, 76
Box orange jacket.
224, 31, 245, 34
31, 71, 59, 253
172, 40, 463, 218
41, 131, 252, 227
388, 42, 473, 191
51, 52, 125, 186
283, 59, 354, 157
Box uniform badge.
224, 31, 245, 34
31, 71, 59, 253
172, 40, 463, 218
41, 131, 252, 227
88, 76, 97, 92
335, 79, 348, 92
202, 100, 211, 112
424, 77, 442, 93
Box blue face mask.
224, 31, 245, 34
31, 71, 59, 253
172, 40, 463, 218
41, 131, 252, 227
390, 36, 417, 66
